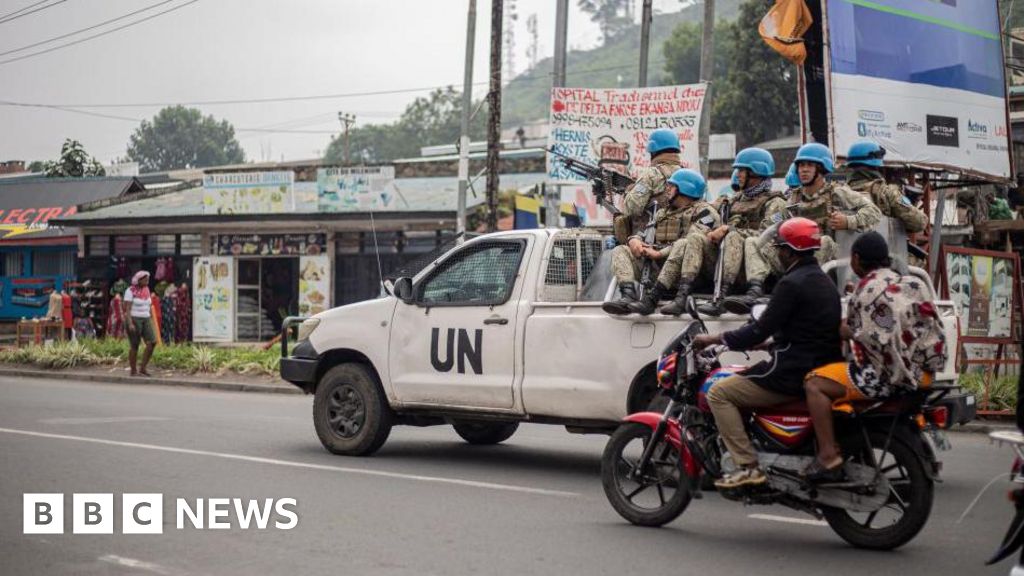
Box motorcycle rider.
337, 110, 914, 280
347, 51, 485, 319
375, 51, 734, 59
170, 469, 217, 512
632, 169, 721, 315
726, 143, 881, 314
693, 218, 843, 489
699, 148, 787, 316
844, 140, 929, 234
603, 129, 684, 314
802, 232, 947, 481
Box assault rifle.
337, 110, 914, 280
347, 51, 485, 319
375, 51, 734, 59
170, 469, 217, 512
548, 147, 635, 216
635, 200, 659, 301
710, 199, 732, 304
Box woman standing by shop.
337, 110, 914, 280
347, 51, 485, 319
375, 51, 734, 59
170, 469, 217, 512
124, 271, 157, 376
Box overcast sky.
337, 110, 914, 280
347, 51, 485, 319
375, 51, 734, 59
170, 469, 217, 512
0, 0, 681, 167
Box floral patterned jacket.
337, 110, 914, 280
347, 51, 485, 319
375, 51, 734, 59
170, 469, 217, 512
847, 268, 948, 398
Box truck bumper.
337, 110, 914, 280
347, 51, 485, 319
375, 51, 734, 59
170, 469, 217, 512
280, 339, 319, 393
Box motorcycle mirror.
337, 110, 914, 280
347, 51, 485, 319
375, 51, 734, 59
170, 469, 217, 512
751, 303, 767, 321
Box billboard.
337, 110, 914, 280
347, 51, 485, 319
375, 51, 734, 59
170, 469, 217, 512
546, 84, 708, 181
824, 0, 1011, 181
202, 171, 295, 215
316, 166, 396, 211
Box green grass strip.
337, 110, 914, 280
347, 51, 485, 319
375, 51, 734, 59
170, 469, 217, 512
837, 0, 1000, 41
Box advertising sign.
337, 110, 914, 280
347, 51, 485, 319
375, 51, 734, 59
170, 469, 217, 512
214, 234, 326, 257
942, 246, 1020, 343
298, 255, 330, 317
546, 84, 708, 182
316, 167, 396, 211
202, 172, 295, 215
825, 0, 1011, 181
192, 256, 234, 342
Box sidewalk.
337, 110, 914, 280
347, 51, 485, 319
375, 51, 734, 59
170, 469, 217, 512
0, 364, 302, 395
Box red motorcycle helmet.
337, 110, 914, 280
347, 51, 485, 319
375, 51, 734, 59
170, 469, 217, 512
774, 217, 821, 252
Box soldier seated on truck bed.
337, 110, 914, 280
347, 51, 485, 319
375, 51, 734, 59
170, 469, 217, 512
724, 143, 882, 314
844, 140, 929, 235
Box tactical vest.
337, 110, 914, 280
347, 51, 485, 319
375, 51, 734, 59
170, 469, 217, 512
653, 207, 686, 244
787, 186, 834, 232
617, 162, 682, 243
730, 192, 785, 230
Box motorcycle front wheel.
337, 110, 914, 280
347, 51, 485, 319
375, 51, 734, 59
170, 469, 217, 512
823, 431, 934, 550
601, 422, 693, 527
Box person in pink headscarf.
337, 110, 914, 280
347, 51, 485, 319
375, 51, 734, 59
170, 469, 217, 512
123, 270, 157, 376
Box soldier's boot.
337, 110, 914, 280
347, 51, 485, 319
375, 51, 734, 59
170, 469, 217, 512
696, 283, 733, 317
660, 279, 696, 316
629, 283, 669, 316
602, 281, 639, 315
723, 281, 764, 315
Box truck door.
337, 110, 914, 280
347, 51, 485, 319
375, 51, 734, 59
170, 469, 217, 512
388, 237, 531, 410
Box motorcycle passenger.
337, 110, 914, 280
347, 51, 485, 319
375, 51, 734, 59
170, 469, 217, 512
802, 232, 947, 481
693, 218, 843, 489
699, 148, 787, 316
726, 143, 881, 314
604, 128, 684, 314
631, 169, 721, 316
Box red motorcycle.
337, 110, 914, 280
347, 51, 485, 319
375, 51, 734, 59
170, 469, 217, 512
601, 301, 956, 550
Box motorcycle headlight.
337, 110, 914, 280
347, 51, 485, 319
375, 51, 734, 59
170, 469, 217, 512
296, 318, 321, 342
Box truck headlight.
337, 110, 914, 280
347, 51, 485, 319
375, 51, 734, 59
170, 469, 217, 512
297, 318, 321, 341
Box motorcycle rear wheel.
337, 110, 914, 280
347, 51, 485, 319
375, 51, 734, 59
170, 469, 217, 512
601, 422, 693, 527
823, 431, 933, 550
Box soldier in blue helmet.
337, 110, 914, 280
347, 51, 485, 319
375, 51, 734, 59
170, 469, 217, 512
784, 163, 800, 197
626, 169, 722, 315
699, 148, 787, 316
725, 142, 882, 313
603, 129, 684, 314
844, 140, 928, 234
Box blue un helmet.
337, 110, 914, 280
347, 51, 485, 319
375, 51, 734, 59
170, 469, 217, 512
784, 163, 800, 188
646, 128, 680, 155
668, 168, 706, 200
846, 140, 886, 168
732, 147, 775, 178
730, 169, 741, 191
793, 142, 835, 174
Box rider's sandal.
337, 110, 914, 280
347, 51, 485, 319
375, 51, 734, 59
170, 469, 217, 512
802, 458, 846, 483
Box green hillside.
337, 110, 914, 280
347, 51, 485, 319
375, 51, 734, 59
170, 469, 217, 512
502, 0, 742, 126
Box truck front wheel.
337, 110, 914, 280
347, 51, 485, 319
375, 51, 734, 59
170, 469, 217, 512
452, 420, 519, 445
313, 363, 393, 456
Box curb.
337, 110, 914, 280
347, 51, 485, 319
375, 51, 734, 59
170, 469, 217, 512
954, 420, 1016, 435
0, 367, 302, 395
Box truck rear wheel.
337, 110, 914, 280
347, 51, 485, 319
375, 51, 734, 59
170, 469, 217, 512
452, 420, 519, 445
313, 363, 393, 456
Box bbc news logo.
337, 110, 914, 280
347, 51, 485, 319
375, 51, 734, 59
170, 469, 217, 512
23, 493, 298, 534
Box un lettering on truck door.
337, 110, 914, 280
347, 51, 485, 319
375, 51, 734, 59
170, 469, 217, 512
430, 328, 483, 375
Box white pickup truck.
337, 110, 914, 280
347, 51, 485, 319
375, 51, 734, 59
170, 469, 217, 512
280, 228, 971, 456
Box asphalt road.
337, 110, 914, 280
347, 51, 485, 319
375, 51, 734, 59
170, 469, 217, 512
0, 376, 1015, 576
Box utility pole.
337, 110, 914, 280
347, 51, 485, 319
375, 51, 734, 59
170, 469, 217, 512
697, 0, 715, 176
457, 0, 477, 238
337, 112, 356, 165
638, 0, 653, 87
486, 0, 503, 233
546, 0, 568, 228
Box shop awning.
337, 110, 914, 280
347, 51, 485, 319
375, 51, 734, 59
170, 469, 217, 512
0, 177, 144, 244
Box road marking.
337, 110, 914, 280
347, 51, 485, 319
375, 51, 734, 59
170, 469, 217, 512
0, 427, 579, 498
748, 513, 828, 527
98, 555, 174, 575
40, 416, 171, 425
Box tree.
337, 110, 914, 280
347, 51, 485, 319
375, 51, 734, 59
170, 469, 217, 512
43, 139, 105, 177
578, 0, 632, 44
126, 106, 244, 172
708, 0, 799, 147
26, 160, 45, 173
662, 19, 736, 127
324, 87, 487, 164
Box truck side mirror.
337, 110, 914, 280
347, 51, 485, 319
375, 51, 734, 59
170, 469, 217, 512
394, 277, 414, 304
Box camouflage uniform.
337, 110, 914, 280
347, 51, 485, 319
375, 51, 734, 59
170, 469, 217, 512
655, 201, 721, 289
614, 155, 682, 244
719, 191, 788, 286
610, 202, 695, 282
745, 182, 882, 282
847, 170, 928, 233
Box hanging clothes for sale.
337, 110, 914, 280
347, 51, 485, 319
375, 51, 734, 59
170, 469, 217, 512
175, 283, 192, 342
150, 294, 163, 346
161, 285, 177, 344
61, 292, 72, 329
107, 294, 126, 339
46, 291, 63, 320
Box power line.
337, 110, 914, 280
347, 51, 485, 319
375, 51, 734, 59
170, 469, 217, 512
0, 0, 51, 22
0, 0, 200, 67
0, 0, 68, 25
0, 0, 178, 57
